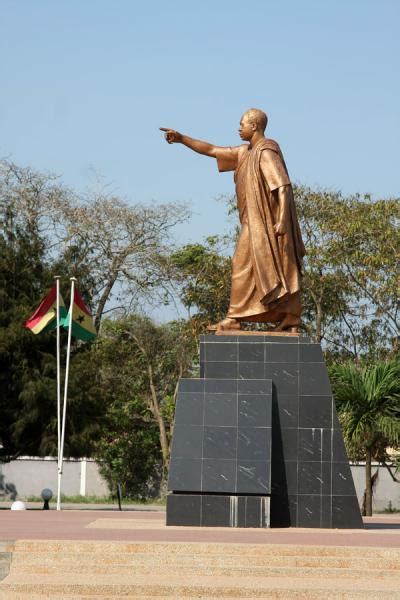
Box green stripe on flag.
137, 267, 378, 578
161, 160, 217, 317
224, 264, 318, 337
62, 313, 96, 341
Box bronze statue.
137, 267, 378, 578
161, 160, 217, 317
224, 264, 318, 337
160, 108, 305, 332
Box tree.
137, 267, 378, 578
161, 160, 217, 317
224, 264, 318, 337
294, 186, 354, 345
330, 360, 400, 516
53, 194, 190, 330
0, 221, 106, 460
169, 236, 231, 336
0, 162, 109, 460
0, 173, 56, 460
93, 328, 161, 497
0, 159, 190, 463
0, 159, 190, 330
295, 185, 400, 358
95, 316, 196, 495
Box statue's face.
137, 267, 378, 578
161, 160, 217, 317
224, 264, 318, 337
238, 114, 255, 141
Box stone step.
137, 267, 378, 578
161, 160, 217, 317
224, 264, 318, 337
10, 539, 400, 558
8, 542, 400, 580
0, 546, 13, 583
1, 574, 400, 599
3, 541, 400, 599
0, 558, 11, 581
10, 551, 400, 571
2, 594, 399, 600
10, 559, 400, 579
0, 596, 204, 600
2, 595, 399, 600
0, 596, 190, 600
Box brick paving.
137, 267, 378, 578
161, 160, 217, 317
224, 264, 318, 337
0, 508, 399, 548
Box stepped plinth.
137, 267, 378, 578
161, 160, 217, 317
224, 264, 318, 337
167, 334, 363, 528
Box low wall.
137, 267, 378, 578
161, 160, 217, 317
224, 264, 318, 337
1, 458, 399, 511
0, 457, 109, 499
351, 463, 400, 512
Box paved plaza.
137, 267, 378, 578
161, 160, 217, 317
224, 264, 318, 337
0, 507, 400, 546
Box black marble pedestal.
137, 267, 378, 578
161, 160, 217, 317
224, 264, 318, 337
167, 334, 363, 529
167, 376, 272, 527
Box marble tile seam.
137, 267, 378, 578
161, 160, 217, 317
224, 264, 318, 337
200, 362, 325, 365
200, 335, 311, 341
174, 425, 272, 429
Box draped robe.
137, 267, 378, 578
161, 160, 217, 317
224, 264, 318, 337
216, 138, 305, 322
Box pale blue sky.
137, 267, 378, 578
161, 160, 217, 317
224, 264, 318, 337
1, 0, 399, 246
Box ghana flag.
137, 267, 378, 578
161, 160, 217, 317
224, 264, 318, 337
25, 286, 67, 334
62, 287, 97, 341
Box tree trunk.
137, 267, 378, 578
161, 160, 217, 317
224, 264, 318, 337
365, 447, 373, 517
315, 300, 322, 344
168, 362, 183, 452
147, 364, 170, 474
127, 330, 171, 495
308, 288, 323, 344
94, 269, 119, 331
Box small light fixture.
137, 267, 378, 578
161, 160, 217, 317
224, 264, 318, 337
41, 488, 53, 510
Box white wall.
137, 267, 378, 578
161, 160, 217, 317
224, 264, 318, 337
351, 463, 400, 512
1, 458, 399, 511
0, 457, 109, 499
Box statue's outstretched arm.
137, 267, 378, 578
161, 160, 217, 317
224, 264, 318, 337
160, 127, 219, 158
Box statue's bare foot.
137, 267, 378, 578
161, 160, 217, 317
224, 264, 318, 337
207, 317, 241, 332
274, 314, 300, 333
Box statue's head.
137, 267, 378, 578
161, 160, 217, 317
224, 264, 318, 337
239, 108, 268, 141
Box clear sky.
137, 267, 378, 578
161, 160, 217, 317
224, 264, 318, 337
1, 0, 399, 246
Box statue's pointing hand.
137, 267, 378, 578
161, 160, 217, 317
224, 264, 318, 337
160, 128, 182, 144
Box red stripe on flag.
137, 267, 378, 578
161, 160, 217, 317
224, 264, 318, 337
25, 286, 57, 329
73, 288, 92, 316
26, 314, 52, 330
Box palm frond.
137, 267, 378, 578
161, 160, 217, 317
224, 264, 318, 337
331, 359, 400, 453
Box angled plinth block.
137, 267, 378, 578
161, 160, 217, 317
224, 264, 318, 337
168, 378, 272, 497
167, 334, 363, 529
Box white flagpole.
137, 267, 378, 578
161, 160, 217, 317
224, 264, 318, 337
57, 276, 76, 511
54, 276, 62, 511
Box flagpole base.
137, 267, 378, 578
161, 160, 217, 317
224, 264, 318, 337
56, 471, 62, 511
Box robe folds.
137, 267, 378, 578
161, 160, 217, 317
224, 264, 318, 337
215, 138, 305, 322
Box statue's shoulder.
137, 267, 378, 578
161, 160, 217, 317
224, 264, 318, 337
261, 138, 281, 153
237, 143, 250, 156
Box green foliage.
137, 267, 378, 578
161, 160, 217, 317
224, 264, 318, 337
92, 319, 163, 496
169, 236, 231, 333
383, 501, 399, 514
330, 359, 400, 515
0, 176, 55, 459
330, 360, 400, 458
62, 349, 107, 457
94, 316, 197, 496
0, 163, 106, 460
295, 185, 399, 359
97, 421, 161, 499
